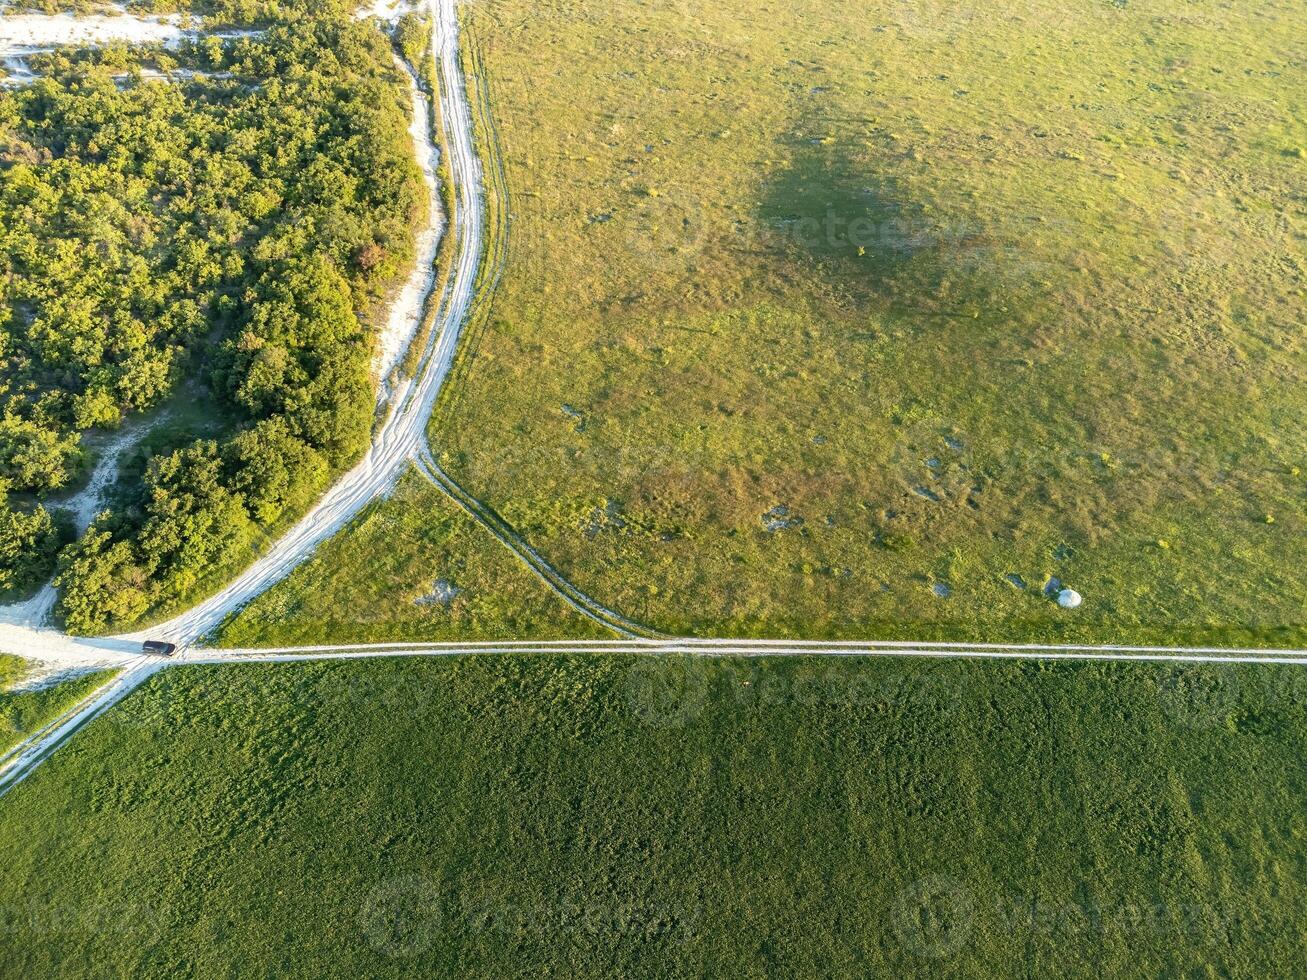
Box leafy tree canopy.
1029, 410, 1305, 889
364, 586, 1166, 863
0, 10, 427, 628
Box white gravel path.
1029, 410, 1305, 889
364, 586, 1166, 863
0, 9, 185, 57
0, 5, 262, 85
373, 51, 442, 396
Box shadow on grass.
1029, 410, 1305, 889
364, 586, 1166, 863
755, 135, 1044, 324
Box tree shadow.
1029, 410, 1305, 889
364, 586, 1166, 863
755, 135, 1025, 321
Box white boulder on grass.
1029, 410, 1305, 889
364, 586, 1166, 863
1057, 589, 1083, 609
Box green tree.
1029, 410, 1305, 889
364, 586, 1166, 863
0, 481, 64, 598
394, 11, 432, 69
0, 418, 82, 493
55, 525, 150, 635
224, 419, 328, 525
137, 441, 254, 599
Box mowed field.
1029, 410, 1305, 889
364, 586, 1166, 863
0, 654, 1304, 975
363, 0, 1301, 647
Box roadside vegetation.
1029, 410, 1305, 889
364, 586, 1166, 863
1, 653, 1303, 974
402, 0, 1305, 645
218, 469, 612, 646
0, 4, 428, 631
393, 8, 429, 72
0, 655, 115, 757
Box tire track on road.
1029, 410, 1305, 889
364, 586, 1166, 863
429, 27, 511, 437
196, 638, 1307, 667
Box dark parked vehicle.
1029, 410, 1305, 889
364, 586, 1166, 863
142, 640, 177, 657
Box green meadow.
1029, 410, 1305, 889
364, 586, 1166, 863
219, 470, 608, 646
387, 0, 1304, 645
1, 654, 1303, 975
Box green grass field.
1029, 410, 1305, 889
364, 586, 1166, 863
0, 653, 1303, 975
320, 0, 1307, 647
218, 470, 610, 646
0, 655, 116, 757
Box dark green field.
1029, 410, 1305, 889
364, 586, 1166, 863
1, 654, 1303, 976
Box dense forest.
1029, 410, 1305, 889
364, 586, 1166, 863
0, 6, 427, 630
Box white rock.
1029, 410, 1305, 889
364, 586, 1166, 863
1057, 589, 1082, 609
